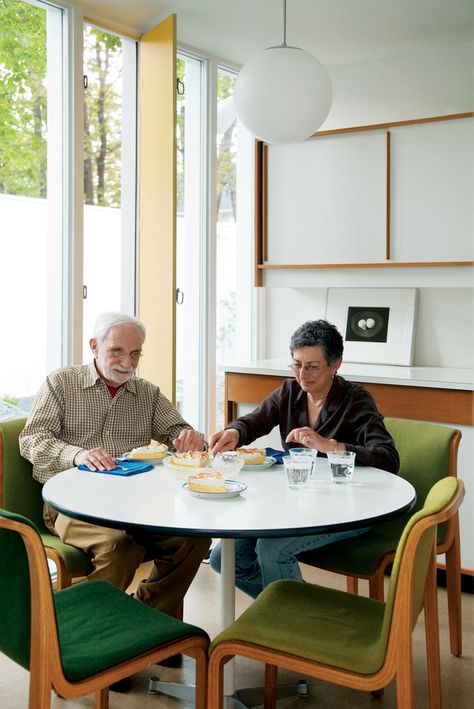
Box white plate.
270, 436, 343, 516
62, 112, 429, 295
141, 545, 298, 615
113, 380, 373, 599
119, 453, 165, 465
182, 479, 247, 499
163, 455, 211, 472
241, 456, 276, 471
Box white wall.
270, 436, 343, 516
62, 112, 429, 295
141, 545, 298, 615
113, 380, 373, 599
262, 42, 474, 369
324, 42, 473, 130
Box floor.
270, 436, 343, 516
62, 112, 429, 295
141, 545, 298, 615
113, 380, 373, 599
1, 560, 472, 708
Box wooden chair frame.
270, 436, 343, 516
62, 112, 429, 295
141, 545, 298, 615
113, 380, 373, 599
303, 426, 463, 657
208, 481, 465, 709
0, 514, 208, 709
354, 429, 460, 655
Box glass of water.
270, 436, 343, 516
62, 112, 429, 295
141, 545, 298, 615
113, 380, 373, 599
327, 450, 356, 484
283, 457, 312, 489
289, 447, 317, 477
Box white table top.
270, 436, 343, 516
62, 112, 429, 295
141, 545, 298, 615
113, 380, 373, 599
42, 459, 415, 538
223, 359, 474, 391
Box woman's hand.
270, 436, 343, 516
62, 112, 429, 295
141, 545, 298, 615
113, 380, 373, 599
286, 427, 339, 453
209, 428, 239, 456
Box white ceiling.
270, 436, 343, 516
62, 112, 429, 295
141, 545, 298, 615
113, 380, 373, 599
78, 0, 473, 67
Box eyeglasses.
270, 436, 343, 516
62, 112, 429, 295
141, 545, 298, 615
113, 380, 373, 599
108, 348, 143, 362
288, 362, 325, 374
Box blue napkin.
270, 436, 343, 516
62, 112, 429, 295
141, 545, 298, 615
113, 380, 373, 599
78, 460, 154, 476
265, 447, 289, 465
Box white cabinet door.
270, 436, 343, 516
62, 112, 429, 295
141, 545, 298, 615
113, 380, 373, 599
266, 130, 387, 264
390, 117, 474, 262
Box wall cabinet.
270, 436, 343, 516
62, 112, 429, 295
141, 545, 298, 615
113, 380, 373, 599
255, 113, 474, 285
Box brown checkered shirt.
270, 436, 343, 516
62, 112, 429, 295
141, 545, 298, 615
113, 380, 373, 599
19, 362, 195, 483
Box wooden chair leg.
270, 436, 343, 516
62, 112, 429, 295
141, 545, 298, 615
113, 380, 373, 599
208, 652, 226, 709
424, 550, 442, 709
264, 663, 278, 709
346, 576, 359, 594
445, 516, 462, 656
395, 639, 414, 709
369, 569, 385, 601
194, 645, 208, 709
94, 688, 109, 709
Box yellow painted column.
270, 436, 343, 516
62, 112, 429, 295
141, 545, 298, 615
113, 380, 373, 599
138, 14, 176, 401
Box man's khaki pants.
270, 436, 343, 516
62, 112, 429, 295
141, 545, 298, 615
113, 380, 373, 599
46, 506, 210, 617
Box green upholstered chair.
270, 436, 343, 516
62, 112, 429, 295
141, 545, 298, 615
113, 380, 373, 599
297, 418, 463, 656
0, 508, 210, 709
0, 418, 91, 588
208, 478, 464, 709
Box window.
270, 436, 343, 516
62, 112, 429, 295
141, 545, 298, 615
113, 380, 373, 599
175, 58, 253, 434
82, 24, 137, 360
0, 0, 64, 417
215, 67, 253, 429
175, 52, 205, 427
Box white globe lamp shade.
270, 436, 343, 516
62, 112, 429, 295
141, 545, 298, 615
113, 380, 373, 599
234, 46, 332, 144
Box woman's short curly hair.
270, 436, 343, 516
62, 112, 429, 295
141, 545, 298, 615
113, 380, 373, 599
289, 319, 343, 366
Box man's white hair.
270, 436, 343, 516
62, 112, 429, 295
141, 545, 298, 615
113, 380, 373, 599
92, 312, 146, 344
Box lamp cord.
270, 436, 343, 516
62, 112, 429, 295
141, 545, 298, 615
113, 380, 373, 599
281, 0, 287, 47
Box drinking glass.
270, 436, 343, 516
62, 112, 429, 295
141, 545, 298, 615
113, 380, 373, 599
327, 450, 356, 484
212, 451, 244, 478
289, 447, 317, 477
283, 457, 312, 489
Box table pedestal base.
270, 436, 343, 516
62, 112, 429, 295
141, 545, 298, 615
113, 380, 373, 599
148, 676, 309, 706
230, 679, 309, 707
148, 676, 195, 701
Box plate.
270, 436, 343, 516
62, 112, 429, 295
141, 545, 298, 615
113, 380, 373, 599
162, 455, 211, 472
182, 480, 247, 499
241, 456, 276, 471
119, 453, 166, 465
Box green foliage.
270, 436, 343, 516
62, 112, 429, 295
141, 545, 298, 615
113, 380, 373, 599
83, 25, 122, 207
0, 0, 47, 197
1, 394, 21, 405
0, 5, 123, 206
216, 70, 237, 220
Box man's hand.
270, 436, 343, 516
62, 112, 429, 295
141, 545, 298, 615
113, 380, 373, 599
173, 429, 205, 452
209, 429, 239, 456
74, 447, 116, 471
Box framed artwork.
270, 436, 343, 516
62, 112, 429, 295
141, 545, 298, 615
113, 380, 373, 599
325, 288, 418, 366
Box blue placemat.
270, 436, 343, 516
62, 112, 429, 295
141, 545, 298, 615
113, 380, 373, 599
78, 460, 153, 476
265, 447, 289, 465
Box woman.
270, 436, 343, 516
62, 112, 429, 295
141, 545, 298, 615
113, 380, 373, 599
209, 319, 399, 599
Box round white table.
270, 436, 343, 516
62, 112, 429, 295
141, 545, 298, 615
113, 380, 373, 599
43, 459, 415, 706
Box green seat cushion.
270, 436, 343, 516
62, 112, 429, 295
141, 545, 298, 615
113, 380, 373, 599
55, 580, 209, 681
42, 533, 92, 576
211, 579, 386, 675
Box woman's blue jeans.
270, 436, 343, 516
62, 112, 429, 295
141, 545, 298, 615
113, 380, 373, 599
209, 528, 370, 599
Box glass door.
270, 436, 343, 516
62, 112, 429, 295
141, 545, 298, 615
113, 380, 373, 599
0, 0, 64, 417
82, 24, 137, 359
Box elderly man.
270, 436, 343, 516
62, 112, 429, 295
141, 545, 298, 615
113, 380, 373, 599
20, 312, 211, 620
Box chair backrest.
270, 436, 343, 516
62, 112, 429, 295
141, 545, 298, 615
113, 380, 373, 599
373, 477, 464, 665
385, 417, 461, 547
0, 418, 46, 530
0, 508, 41, 669
384, 418, 461, 513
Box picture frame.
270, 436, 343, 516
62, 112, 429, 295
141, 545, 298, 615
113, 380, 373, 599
325, 288, 418, 366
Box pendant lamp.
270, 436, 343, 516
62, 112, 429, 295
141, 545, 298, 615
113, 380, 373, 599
234, 0, 332, 144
